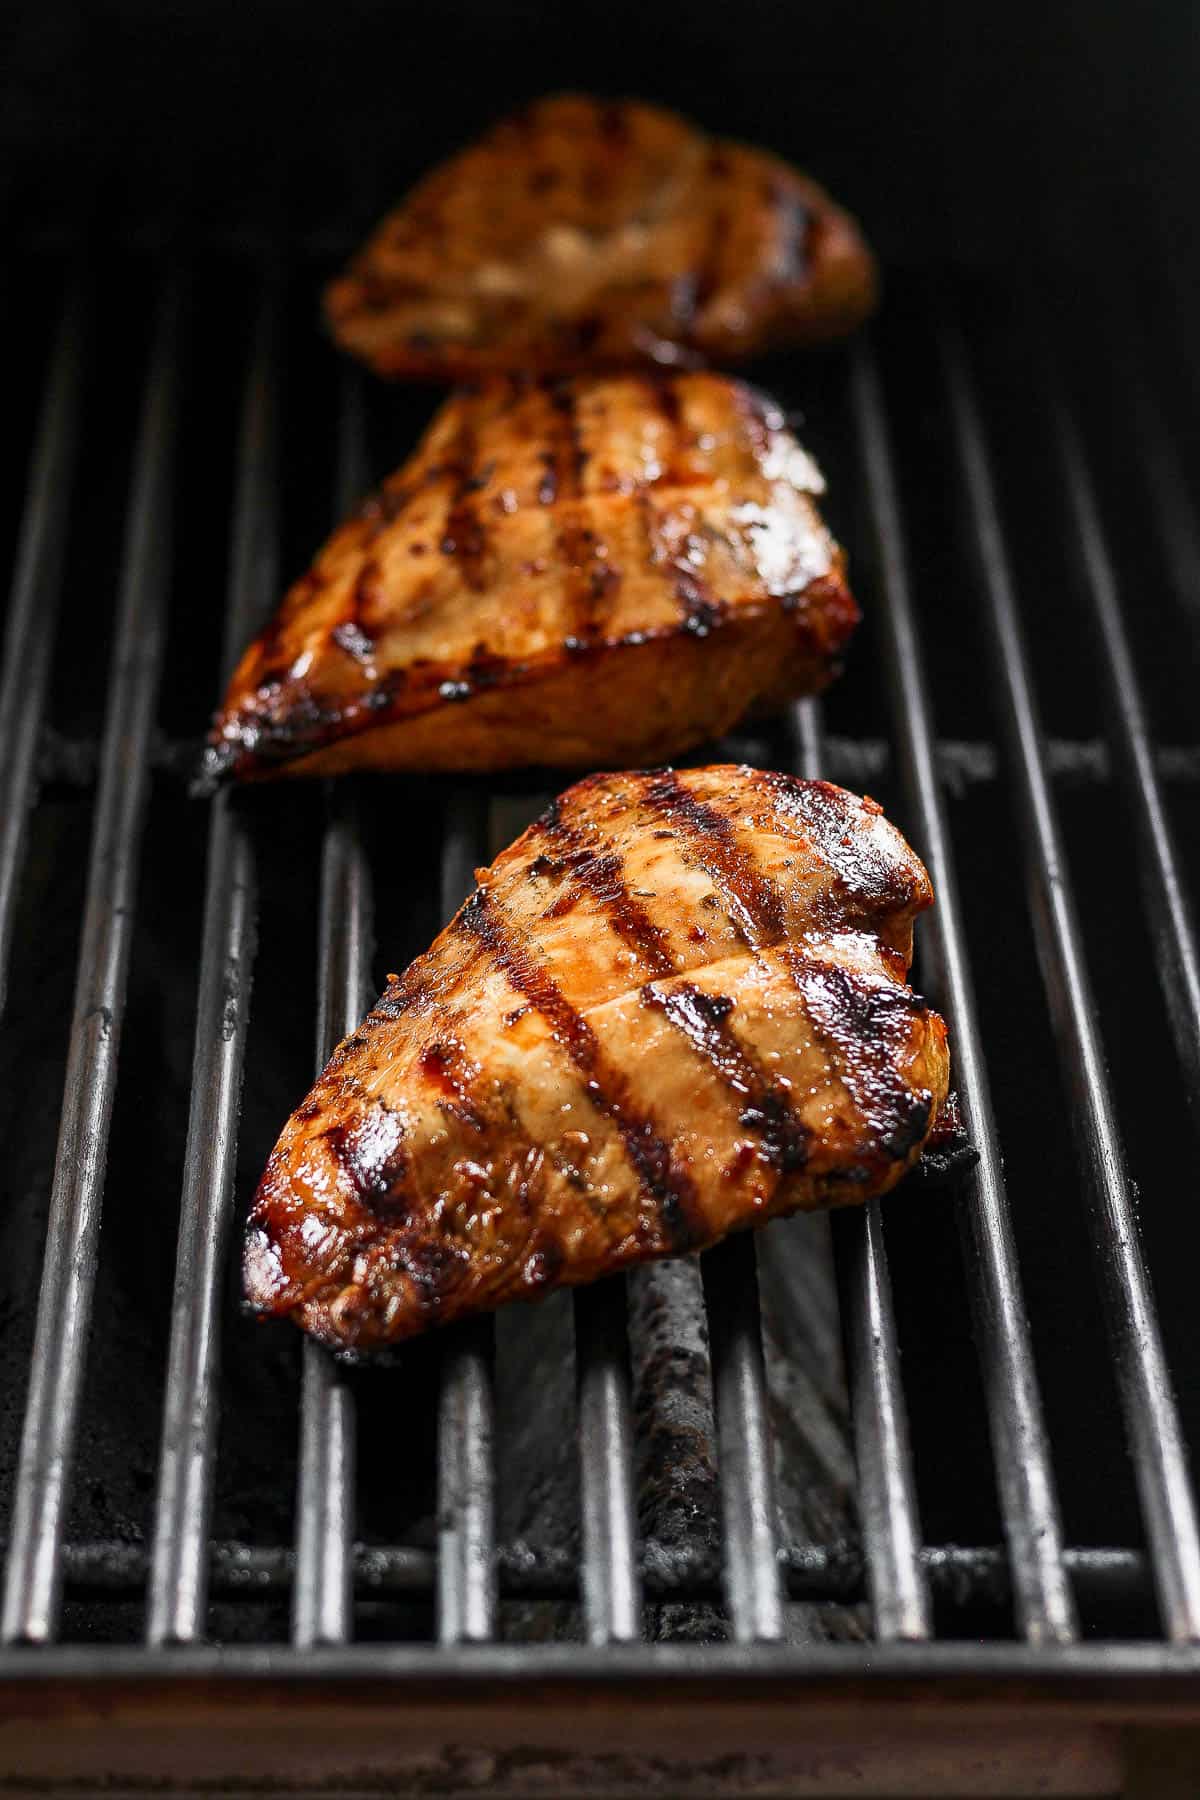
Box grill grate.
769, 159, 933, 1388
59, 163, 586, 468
850, 348, 1076, 1647
2, 229, 1200, 1785
939, 322, 1200, 1643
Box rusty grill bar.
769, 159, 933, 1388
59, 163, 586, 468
2, 238, 1200, 1709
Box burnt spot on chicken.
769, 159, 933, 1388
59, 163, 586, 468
914, 1089, 978, 1184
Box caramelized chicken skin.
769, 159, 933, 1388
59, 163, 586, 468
203, 373, 859, 785
324, 95, 877, 380
245, 768, 950, 1352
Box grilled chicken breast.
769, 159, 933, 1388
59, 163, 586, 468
324, 95, 877, 380
246, 768, 950, 1352
203, 373, 859, 784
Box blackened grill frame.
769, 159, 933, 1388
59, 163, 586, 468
2, 238, 1200, 1757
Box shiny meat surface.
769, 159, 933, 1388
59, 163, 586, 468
203, 373, 859, 783
245, 768, 951, 1351
324, 94, 877, 380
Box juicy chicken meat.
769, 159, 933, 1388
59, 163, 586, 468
324, 95, 877, 380
246, 767, 951, 1352
203, 373, 859, 784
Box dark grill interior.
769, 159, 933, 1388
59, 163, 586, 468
1, 0, 1199, 1790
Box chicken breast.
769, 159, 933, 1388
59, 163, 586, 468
202, 373, 859, 785
324, 94, 877, 380
245, 768, 950, 1352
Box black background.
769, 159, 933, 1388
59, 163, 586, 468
2, 0, 1194, 267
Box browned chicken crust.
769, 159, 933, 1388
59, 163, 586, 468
245, 768, 950, 1352
324, 94, 878, 380
202, 373, 859, 785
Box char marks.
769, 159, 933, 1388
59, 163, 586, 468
322, 1105, 409, 1222
642, 983, 809, 1172
439, 403, 489, 591
762, 772, 918, 914
457, 884, 701, 1247
246, 766, 948, 1350
417, 1037, 487, 1132
633, 383, 726, 637
538, 805, 807, 1175
784, 953, 933, 1163
541, 380, 623, 644
644, 769, 785, 945
538, 810, 677, 975
209, 373, 860, 785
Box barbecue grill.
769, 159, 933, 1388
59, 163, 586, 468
1, 1, 1199, 1792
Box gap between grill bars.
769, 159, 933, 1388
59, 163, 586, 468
0, 280, 84, 1024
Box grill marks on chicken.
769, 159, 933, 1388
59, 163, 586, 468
457, 883, 704, 1251
324, 95, 877, 380
203, 374, 859, 783
643, 766, 787, 944
245, 769, 950, 1351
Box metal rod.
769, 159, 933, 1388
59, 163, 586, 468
436, 793, 497, 1645
1050, 386, 1200, 1112
0, 281, 85, 1019
850, 344, 1077, 1646
147, 282, 279, 1646
839, 1205, 931, 1645
794, 696, 933, 1643
1, 276, 182, 1645
6, 1535, 1164, 1610
575, 1279, 642, 1644
25, 729, 1200, 797
942, 323, 1200, 1643
292, 372, 374, 1650
700, 1235, 785, 1642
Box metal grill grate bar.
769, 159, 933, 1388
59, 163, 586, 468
147, 284, 279, 1646
795, 697, 931, 1643
700, 1237, 784, 1642
575, 1279, 642, 1643
437, 794, 497, 1645
5, 1533, 1169, 1608
851, 345, 1077, 1645
0, 280, 84, 1021
292, 374, 374, 1649
1, 275, 182, 1645
1050, 390, 1200, 1109
942, 323, 1200, 1642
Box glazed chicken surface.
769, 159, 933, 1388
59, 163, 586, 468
203, 373, 859, 784
245, 767, 950, 1351
324, 94, 877, 380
